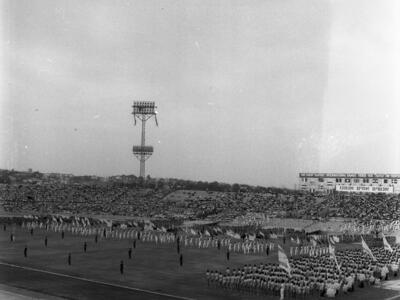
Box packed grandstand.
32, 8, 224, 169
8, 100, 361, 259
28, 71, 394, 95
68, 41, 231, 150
1, 170, 400, 222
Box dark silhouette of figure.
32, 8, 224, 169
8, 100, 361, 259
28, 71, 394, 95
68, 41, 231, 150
68, 253, 71, 265
24, 246, 27, 257
61, 231, 64, 239
128, 248, 132, 259
44, 236, 48, 247
120, 260, 124, 274
179, 254, 183, 266
226, 249, 230, 261
84, 242, 87, 252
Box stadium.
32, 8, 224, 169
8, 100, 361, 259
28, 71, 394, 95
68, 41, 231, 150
2, 1, 400, 300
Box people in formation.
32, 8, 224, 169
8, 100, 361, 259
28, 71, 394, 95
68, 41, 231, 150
207, 245, 400, 298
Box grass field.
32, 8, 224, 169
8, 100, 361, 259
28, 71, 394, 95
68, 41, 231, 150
0, 224, 399, 300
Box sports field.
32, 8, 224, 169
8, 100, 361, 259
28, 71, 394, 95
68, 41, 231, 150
0, 225, 399, 300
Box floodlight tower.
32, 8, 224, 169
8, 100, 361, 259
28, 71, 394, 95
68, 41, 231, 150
132, 101, 158, 178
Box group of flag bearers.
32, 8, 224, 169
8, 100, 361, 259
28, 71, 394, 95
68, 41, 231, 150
19, 220, 280, 261
207, 234, 400, 299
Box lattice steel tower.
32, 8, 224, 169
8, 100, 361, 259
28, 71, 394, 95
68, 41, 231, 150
132, 101, 158, 178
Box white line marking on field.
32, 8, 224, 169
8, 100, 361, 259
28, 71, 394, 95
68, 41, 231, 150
383, 295, 400, 300
0, 289, 33, 300
0, 261, 194, 300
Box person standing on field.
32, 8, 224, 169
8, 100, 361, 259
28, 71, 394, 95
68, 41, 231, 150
120, 260, 124, 274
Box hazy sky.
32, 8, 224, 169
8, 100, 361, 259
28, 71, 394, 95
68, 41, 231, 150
1, 0, 399, 188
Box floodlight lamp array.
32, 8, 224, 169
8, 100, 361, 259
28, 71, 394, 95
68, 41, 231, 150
132, 101, 156, 115
132, 145, 154, 155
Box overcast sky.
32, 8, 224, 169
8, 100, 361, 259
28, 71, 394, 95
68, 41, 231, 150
1, 0, 399, 188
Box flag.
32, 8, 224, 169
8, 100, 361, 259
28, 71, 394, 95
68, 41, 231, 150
214, 227, 223, 233
332, 235, 339, 243
361, 236, 376, 261
329, 243, 341, 272
258, 231, 265, 237
144, 223, 154, 231
395, 231, 400, 244
296, 237, 301, 245
328, 243, 335, 258
278, 245, 291, 276
226, 229, 241, 239
248, 234, 256, 241
382, 233, 393, 252
226, 230, 234, 238
101, 219, 112, 227
310, 237, 317, 247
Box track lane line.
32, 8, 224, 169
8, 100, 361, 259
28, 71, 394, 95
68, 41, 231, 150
0, 261, 194, 300
383, 295, 400, 300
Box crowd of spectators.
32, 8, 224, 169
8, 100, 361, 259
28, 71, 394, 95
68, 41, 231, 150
162, 190, 400, 222
1, 183, 400, 224
0, 183, 169, 217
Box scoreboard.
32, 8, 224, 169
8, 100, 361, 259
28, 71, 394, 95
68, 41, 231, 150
298, 172, 400, 194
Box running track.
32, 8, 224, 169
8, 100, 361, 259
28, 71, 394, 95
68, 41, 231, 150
0, 262, 194, 300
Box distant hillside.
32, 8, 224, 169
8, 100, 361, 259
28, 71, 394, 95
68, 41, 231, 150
0, 168, 292, 194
